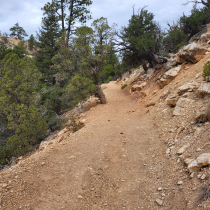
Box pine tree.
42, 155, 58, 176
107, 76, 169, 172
9, 22, 28, 40
52, 0, 92, 46
35, 2, 61, 85
28, 34, 36, 50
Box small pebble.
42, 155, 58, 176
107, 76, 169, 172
177, 181, 183, 185
155, 199, 163, 206
201, 174, 206, 180
77, 195, 83, 199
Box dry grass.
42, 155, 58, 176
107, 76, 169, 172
67, 116, 84, 133
196, 182, 210, 208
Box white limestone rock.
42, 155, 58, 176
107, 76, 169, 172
188, 153, 210, 173
159, 65, 182, 88
173, 98, 192, 116
177, 82, 199, 96
198, 81, 210, 95
176, 42, 206, 64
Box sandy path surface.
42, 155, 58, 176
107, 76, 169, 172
0, 81, 189, 210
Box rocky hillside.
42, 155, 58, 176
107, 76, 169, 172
2, 25, 210, 209
119, 25, 210, 208
0, 36, 34, 56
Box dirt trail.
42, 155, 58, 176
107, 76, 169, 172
1, 81, 189, 209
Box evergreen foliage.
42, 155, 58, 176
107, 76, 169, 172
115, 7, 160, 70
163, 27, 187, 52
9, 22, 28, 40
51, 0, 93, 46
203, 61, 210, 78
180, 6, 210, 39
65, 74, 97, 107
0, 53, 47, 157
0, 44, 26, 60
28, 34, 36, 50
164, 6, 210, 53
35, 2, 61, 84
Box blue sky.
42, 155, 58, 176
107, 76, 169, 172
0, 0, 198, 39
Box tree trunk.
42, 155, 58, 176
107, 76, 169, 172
66, 0, 74, 47
141, 59, 148, 72
96, 85, 106, 104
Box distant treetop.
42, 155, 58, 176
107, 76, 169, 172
9, 22, 28, 40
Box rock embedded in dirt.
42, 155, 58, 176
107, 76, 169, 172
2, 184, 8, 188
177, 82, 199, 96
190, 172, 195, 178
177, 144, 189, 155
77, 195, 83, 199
199, 32, 210, 44
140, 90, 149, 98
164, 60, 177, 71
177, 181, 183, 185
166, 94, 179, 107
195, 107, 209, 123
184, 158, 194, 165
188, 153, 210, 173
176, 42, 206, 64
173, 98, 192, 116
155, 199, 163, 206
39, 141, 50, 151
201, 174, 206, 180
157, 187, 162, 191
158, 65, 182, 88
198, 81, 210, 95
131, 82, 147, 92
182, 92, 191, 98
80, 119, 86, 124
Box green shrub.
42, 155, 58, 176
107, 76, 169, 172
203, 61, 210, 78
121, 84, 127, 89
0, 146, 10, 165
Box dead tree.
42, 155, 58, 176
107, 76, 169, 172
96, 85, 106, 104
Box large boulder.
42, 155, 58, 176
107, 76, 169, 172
158, 65, 182, 88
176, 42, 206, 64
177, 82, 199, 96
198, 81, 210, 95
173, 98, 192, 116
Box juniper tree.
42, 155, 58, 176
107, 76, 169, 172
115, 7, 161, 71
91, 17, 115, 84
184, 0, 210, 9
0, 53, 47, 156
